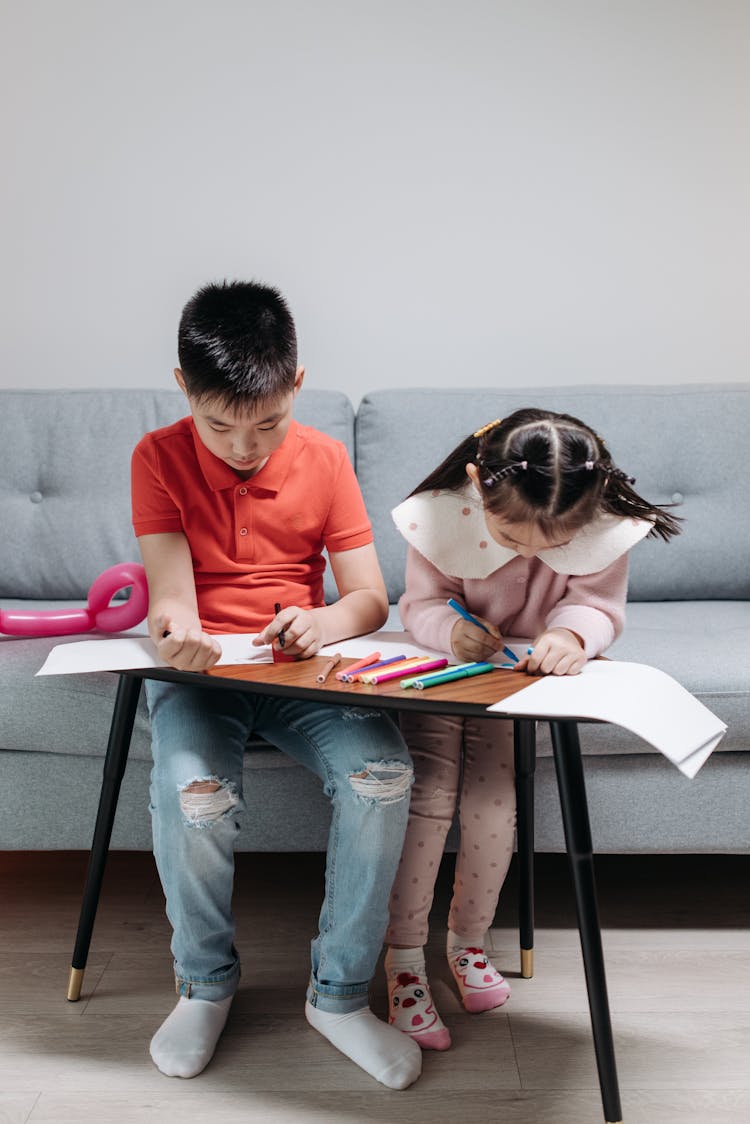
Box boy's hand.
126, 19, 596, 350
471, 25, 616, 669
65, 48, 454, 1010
450, 616, 504, 663
514, 628, 586, 676
253, 606, 323, 659
156, 616, 222, 672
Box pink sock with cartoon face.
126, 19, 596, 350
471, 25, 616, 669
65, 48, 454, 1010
384, 947, 451, 1051
447, 932, 511, 1013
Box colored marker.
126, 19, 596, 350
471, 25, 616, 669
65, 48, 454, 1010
365, 658, 449, 685
360, 657, 443, 684
413, 662, 496, 690
408, 660, 475, 684
400, 660, 462, 687
446, 598, 519, 664
335, 651, 381, 681
316, 653, 342, 683
342, 654, 407, 683
274, 602, 285, 648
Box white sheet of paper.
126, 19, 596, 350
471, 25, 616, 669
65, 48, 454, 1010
36, 629, 527, 677
488, 660, 727, 778
36, 633, 273, 676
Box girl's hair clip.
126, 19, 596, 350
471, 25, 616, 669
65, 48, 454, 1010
473, 418, 503, 439
482, 460, 528, 488
609, 467, 636, 486
586, 460, 636, 486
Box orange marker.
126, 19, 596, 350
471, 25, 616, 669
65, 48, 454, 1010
316, 653, 342, 683
335, 651, 381, 682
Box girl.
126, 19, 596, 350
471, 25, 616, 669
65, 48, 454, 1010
384, 408, 680, 1050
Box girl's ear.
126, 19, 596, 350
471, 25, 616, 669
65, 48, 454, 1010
466, 462, 482, 492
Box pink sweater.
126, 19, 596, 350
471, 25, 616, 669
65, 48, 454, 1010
399, 546, 629, 659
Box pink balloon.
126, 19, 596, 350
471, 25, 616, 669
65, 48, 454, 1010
0, 605, 93, 637
0, 563, 149, 638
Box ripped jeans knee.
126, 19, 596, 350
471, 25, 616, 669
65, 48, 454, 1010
178, 776, 242, 827
348, 760, 413, 806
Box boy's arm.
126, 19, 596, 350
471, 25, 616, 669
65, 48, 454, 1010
137, 532, 222, 671
316, 542, 389, 640
254, 542, 389, 658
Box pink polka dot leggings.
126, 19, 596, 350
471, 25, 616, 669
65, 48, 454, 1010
386, 712, 517, 947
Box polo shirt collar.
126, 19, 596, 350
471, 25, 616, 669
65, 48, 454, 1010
190, 418, 299, 494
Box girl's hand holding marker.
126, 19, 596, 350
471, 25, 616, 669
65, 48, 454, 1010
448, 599, 585, 676
447, 599, 521, 668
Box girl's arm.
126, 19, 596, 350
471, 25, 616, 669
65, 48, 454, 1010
398, 546, 475, 655
543, 553, 629, 658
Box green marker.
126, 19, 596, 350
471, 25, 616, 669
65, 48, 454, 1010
413, 662, 496, 690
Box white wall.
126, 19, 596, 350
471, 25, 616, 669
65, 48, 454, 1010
1, 0, 748, 404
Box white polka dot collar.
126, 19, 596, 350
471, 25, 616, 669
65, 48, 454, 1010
391, 484, 653, 579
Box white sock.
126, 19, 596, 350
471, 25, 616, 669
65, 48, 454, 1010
305, 1001, 422, 1089
384, 946, 451, 1050
149, 995, 233, 1078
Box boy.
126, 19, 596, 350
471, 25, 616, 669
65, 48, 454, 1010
131, 280, 420, 1089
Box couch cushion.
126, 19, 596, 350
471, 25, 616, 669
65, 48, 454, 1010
0, 627, 299, 767
356, 385, 750, 604
0, 388, 355, 599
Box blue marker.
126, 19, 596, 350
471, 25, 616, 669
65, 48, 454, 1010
446, 598, 519, 664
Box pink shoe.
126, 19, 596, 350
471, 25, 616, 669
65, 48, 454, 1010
448, 947, 511, 1013
388, 970, 452, 1050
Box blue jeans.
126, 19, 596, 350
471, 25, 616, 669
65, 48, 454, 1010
145, 680, 413, 1012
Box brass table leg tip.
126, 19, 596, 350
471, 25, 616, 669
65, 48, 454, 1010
520, 947, 534, 978
67, 967, 84, 1002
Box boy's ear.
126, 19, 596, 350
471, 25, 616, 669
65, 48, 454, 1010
466, 462, 481, 492
174, 368, 188, 396
293, 366, 305, 396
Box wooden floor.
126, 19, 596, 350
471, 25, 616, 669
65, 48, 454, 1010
1, 850, 749, 1124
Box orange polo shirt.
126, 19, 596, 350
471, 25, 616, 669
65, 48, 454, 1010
131, 417, 373, 633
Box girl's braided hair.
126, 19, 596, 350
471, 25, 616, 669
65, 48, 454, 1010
409, 407, 681, 541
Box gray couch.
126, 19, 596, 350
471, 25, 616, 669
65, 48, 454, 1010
2, 385, 748, 853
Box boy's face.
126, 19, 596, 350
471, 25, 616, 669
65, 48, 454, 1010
175, 367, 304, 479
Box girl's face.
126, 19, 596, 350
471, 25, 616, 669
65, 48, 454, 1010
465, 461, 573, 558
482, 514, 572, 558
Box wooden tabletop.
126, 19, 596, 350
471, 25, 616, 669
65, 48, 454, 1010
122, 653, 551, 721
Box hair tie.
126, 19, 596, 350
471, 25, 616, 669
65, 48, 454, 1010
599, 462, 636, 486
473, 419, 503, 439
585, 460, 594, 471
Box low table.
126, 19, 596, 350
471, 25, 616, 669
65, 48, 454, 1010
67, 655, 623, 1124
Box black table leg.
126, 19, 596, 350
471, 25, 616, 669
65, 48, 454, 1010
67, 673, 141, 1001
549, 720, 623, 1124
514, 719, 536, 978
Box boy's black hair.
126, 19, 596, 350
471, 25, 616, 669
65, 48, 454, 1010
177, 280, 298, 410
410, 407, 681, 542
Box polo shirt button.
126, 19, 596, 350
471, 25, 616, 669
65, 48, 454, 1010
671, 491, 684, 504
29, 491, 43, 503
516, 576, 527, 584
239, 486, 248, 495
239, 527, 248, 536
